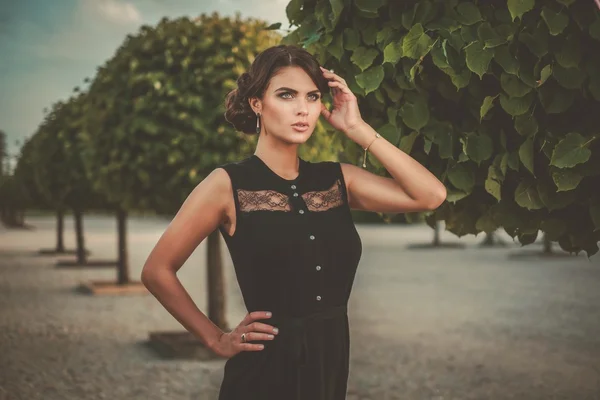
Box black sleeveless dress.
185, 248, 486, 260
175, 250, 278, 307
216, 154, 363, 400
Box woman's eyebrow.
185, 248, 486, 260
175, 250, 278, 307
274, 87, 321, 94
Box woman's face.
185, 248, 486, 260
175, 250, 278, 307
252, 66, 323, 143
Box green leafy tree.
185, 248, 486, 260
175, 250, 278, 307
33, 94, 109, 264
283, 0, 600, 256
5, 136, 46, 229
0, 130, 6, 176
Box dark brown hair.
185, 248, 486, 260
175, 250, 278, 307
224, 44, 330, 134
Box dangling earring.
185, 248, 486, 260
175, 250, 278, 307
255, 112, 261, 134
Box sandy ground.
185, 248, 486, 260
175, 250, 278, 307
1, 215, 599, 400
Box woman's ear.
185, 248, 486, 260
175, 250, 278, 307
248, 97, 262, 114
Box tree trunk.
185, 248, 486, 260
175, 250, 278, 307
207, 229, 228, 331
56, 209, 65, 252
432, 221, 441, 246
74, 209, 87, 264
17, 209, 25, 226
116, 208, 129, 285
543, 233, 553, 254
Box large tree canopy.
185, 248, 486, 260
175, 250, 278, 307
283, 0, 600, 256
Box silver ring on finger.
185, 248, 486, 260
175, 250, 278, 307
241, 332, 247, 343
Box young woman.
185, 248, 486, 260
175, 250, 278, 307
141, 44, 446, 399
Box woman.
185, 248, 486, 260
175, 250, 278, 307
141, 44, 446, 399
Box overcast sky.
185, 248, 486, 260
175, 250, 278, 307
0, 0, 288, 156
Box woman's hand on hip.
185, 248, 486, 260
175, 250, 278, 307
211, 311, 279, 358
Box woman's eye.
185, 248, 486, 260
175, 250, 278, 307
279, 93, 320, 100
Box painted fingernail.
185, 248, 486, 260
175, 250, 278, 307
259, 344, 264, 349
268, 334, 274, 339
266, 312, 272, 317
273, 327, 279, 334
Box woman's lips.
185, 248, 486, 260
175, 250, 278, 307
292, 124, 309, 132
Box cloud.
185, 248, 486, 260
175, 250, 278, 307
85, 0, 142, 24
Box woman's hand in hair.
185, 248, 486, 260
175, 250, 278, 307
319, 66, 364, 137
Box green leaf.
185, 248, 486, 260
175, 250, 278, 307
265, 22, 282, 30
477, 22, 507, 48
382, 82, 403, 102
480, 95, 498, 121
507, 0, 535, 21
550, 132, 593, 168
449, 69, 472, 89
400, 95, 430, 131
329, 33, 344, 60
378, 123, 401, 146
343, 29, 361, 50
519, 24, 549, 58
286, 0, 304, 24
356, 65, 385, 95
485, 159, 503, 201
499, 92, 534, 116
476, 210, 500, 232
537, 65, 552, 86
402, 24, 434, 59
462, 133, 493, 164
514, 181, 544, 210
507, 151, 520, 171
351, 47, 379, 71
551, 168, 584, 191
494, 45, 519, 75
555, 34, 581, 68
514, 114, 538, 136
330, 0, 345, 24
446, 189, 469, 203
455, 2, 483, 25
427, 16, 461, 33
552, 64, 585, 89
464, 41, 494, 78
538, 82, 575, 113
383, 40, 403, 64
501, 73, 532, 97
518, 136, 535, 175
541, 7, 569, 35
355, 0, 386, 13
398, 131, 419, 153
537, 181, 576, 211
448, 162, 475, 192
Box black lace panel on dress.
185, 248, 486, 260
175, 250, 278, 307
237, 179, 344, 213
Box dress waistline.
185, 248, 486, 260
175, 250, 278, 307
270, 304, 348, 367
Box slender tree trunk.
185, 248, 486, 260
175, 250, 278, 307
56, 209, 65, 252
432, 221, 441, 246
116, 208, 129, 285
207, 229, 228, 331
17, 209, 25, 226
74, 209, 87, 264
543, 233, 553, 254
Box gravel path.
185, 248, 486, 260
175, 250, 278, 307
1, 215, 599, 400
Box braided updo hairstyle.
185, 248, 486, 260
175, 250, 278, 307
224, 45, 330, 134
